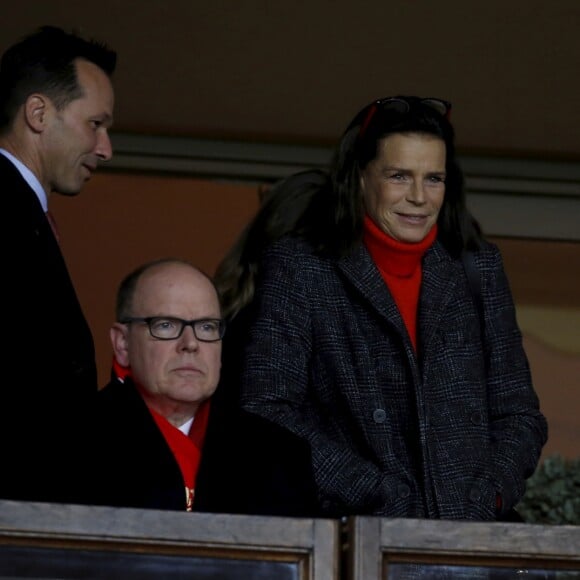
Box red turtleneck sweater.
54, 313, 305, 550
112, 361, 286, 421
363, 215, 438, 351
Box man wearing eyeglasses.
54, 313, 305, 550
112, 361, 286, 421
80, 258, 318, 515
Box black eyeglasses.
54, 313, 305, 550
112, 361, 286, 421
121, 316, 226, 342
358, 96, 452, 139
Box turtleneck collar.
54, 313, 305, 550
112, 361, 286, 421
363, 214, 438, 278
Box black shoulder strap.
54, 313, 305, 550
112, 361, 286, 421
461, 250, 485, 334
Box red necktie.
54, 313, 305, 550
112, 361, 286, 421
46, 211, 60, 243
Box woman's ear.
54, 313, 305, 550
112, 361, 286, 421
359, 172, 367, 194
110, 323, 130, 368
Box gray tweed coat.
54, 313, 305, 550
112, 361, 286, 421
239, 235, 548, 520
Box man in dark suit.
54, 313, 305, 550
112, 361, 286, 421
80, 258, 317, 516
0, 26, 116, 502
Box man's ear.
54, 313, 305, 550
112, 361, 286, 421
110, 323, 130, 368
24, 94, 50, 133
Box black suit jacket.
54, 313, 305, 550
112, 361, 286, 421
80, 375, 320, 517
0, 154, 97, 502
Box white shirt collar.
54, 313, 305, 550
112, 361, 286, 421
0, 148, 48, 212
179, 416, 194, 435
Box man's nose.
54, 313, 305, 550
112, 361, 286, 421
178, 324, 200, 350
96, 130, 113, 161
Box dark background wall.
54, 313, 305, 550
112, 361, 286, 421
1, 1, 579, 159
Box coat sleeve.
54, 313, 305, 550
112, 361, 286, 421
479, 244, 548, 515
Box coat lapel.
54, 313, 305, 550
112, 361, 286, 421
418, 242, 463, 350
337, 241, 463, 356
337, 244, 409, 340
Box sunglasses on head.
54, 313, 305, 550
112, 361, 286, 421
358, 96, 452, 139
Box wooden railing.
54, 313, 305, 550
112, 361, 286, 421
347, 515, 580, 579
0, 500, 578, 579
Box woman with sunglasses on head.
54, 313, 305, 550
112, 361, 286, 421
216, 96, 548, 521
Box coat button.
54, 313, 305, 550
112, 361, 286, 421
470, 411, 483, 425
469, 487, 482, 502
373, 408, 387, 423
397, 484, 411, 498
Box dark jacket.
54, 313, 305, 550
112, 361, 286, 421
238, 236, 548, 520
80, 375, 319, 517
0, 154, 97, 502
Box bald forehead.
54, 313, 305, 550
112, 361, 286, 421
134, 262, 218, 307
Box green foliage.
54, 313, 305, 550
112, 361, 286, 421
516, 454, 580, 525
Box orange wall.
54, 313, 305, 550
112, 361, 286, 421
53, 172, 260, 385
52, 171, 579, 460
